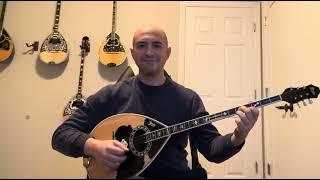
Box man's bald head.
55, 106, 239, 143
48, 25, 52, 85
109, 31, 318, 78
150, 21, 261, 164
132, 26, 168, 47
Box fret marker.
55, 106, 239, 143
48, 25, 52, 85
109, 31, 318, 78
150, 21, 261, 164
194, 121, 198, 125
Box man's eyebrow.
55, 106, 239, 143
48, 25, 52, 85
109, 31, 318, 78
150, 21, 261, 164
135, 40, 164, 45
134, 41, 146, 46
152, 41, 163, 44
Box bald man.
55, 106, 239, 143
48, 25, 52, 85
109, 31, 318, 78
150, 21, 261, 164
52, 26, 259, 178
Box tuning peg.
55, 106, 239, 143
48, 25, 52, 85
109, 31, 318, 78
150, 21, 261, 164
308, 99, 313, 104
302, 100, 307, 106
282, 111, 287, 118
290, 111, 297, 118
276, 103, 293, 112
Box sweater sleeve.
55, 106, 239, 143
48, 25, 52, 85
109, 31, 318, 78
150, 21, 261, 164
189, 93, 244, 163
51, 86, 113, 158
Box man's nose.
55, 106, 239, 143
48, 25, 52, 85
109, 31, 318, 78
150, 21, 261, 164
145, 45, 154, 56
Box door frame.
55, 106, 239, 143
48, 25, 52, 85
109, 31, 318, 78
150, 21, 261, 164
178, 1, 263, 178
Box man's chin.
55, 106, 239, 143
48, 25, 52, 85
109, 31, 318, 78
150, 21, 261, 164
140, 67, 161, 76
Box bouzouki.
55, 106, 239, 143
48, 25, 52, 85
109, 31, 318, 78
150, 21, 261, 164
99, 1, 126, 67
0, 1, 14, 62
83, 84, 319, 179
39, 1, 68, 64
63, 36, 90, 120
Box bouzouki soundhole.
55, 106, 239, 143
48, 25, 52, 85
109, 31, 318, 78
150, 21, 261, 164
0, 32, 10, 50
129, 126, 152, 157
40, 33, 67, 53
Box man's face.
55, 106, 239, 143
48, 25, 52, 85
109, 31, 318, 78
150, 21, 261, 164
131, 29, 171, 76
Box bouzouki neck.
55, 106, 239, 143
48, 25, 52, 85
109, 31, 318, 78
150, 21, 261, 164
111, 1, 117, 40
0, 1, 7, 36
77, 37, 90, 97
77, 53, 85, 96
53, 1, 61, 32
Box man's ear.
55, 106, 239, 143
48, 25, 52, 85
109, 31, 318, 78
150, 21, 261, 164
130, 48, 136, 61
166, 47, 171, 59
130, 48, 134, 55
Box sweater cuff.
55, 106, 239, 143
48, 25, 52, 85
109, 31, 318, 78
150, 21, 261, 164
75, 133, 91, 157
224, 133, 245, 150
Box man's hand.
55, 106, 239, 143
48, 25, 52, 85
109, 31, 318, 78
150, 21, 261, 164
84, 138, 129, 170
231, 105, 260, 147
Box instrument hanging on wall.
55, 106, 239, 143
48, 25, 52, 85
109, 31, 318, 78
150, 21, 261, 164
83, 84, 319, 179
99, 1, 126, 67
63, 36, 90, 120
0, 1, 14, 62
39, 1, 68, 64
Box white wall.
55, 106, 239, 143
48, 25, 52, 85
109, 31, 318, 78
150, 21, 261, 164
262, 1, 320, 178
0, 1, 180, 178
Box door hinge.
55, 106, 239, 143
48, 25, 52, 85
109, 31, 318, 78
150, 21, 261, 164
264, 16, 268, 26
253, 22, 256, 32
267, 163, 272, 175
255, 161, 258, 174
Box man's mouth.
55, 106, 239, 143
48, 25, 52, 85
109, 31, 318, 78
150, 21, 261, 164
143, 59, 157, 62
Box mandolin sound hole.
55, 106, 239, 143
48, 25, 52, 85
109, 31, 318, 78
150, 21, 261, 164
49, 38, 61, 44
0, 40, 9, 50
132, 129, 148, 152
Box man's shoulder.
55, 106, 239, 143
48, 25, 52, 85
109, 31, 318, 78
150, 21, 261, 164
169, 79, 199, 97
96, 76, 136, 95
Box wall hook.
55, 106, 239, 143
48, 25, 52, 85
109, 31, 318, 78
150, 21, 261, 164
26, 41, 39, 51
23, 41, 39, 55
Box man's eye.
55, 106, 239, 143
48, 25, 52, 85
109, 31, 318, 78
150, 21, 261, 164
137, 44, 145, 48
154, 44, 162, 48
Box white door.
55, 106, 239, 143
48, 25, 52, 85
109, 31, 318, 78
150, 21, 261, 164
180, 4, 262, 178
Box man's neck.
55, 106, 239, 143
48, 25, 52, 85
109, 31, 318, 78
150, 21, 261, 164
137, 72, 166, 86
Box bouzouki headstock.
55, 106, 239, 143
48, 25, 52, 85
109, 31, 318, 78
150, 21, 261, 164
80, 36, 90, 55
281, 84, 319, 105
